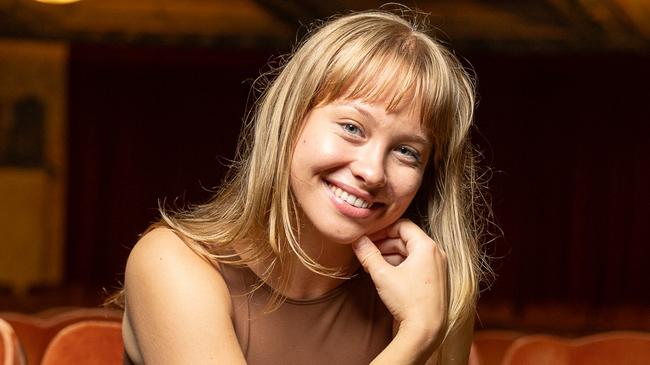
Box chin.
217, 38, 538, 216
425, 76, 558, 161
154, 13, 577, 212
324, 227, 366, 245
331, 233, 365, 245
317, 218, 389, 245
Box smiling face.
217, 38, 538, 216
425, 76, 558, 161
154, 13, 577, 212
289, 98, 432, 245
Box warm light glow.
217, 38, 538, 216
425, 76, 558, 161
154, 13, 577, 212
34, 0, 82, 4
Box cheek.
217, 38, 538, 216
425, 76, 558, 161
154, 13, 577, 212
407, 177, 424, 197
400, 182, 422, 207
390, 168, 424, 199
294, 134, 348, 172
318, 140, 347, 164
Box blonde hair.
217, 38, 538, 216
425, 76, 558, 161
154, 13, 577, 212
115, 8, 492, 343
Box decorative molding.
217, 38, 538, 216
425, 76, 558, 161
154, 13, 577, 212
0, 1, 647, 51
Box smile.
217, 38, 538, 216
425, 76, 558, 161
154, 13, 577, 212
326, 182, 372, 209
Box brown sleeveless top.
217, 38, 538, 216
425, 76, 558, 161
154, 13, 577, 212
124, 264, 393, 364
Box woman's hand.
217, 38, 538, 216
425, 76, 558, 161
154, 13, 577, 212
352, 219, 449, 351
371, 232, 409, 266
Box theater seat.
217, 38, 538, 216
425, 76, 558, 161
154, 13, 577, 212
468, 343, 481, 365
502, 331, 650, 365
0, 318, 25, 365
472, 330, 523, 365
41, 320, 123, 365
0, 307, 122, 364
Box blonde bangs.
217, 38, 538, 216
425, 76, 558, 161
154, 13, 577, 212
312, 32, 456, 150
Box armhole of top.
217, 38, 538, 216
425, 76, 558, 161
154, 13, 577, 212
216, 262, 251, 357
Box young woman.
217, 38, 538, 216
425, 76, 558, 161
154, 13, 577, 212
119, 8, 490, 365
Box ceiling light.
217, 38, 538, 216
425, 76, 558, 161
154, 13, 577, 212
34, 0, 82, 4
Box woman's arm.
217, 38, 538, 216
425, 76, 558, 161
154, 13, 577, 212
352, 219, 450, 365
424, 315, 474, 365
123, 228, 246, 365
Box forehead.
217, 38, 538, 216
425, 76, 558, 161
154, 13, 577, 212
329, 91, 432, 136
313, 57, 435, 141
325, 98, 431, 141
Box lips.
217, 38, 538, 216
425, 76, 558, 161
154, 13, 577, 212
325, 182, 373, 209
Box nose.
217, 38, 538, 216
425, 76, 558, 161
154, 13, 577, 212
350, 145, 387, 188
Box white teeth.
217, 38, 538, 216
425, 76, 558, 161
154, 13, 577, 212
355, 198, 367, 208
327, 183, 372, 209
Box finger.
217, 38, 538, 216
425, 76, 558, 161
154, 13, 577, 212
374, 238, 408, 257
368, 219, 425, 242
367, 227, 390, 242
386, 219, 434, 252
382, 253, 406, 266
352, 236, 390, 274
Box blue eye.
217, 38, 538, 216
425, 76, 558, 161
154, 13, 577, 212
397, 146, 421, 162
341, 123, 362, 136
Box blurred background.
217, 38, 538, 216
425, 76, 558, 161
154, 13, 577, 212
0, 0, 648, 335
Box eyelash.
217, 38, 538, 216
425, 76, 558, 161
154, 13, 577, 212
396, 146, 422, 163
341, 122, 363, 137
339, 122, 422, 165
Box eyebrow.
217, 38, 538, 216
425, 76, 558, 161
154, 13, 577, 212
344, 103, 431, 146
400, 133, 431, 146
349, 103, 373, 120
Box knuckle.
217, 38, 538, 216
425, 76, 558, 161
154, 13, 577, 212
373, 266, 390, 280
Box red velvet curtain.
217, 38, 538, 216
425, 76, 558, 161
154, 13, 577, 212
470, 53, 650, 310
66, 44, 270, 288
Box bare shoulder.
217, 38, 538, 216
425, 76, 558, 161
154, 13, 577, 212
126, 228, 222, 285
125, 228, 232, 317
124, 227, 245, 364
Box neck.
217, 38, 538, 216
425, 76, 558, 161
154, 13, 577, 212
237, 222, 360, 301
282, 237, 358, 300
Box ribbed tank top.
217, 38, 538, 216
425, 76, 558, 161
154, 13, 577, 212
221, 264, 393, 364
124, 264, 393, 364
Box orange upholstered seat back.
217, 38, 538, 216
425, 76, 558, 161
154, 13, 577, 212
471, 330, 523, 365
0, 318, 25, 365
0, 307, 122, 365
41, 320, 123, 365
502, 331, 650, 365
